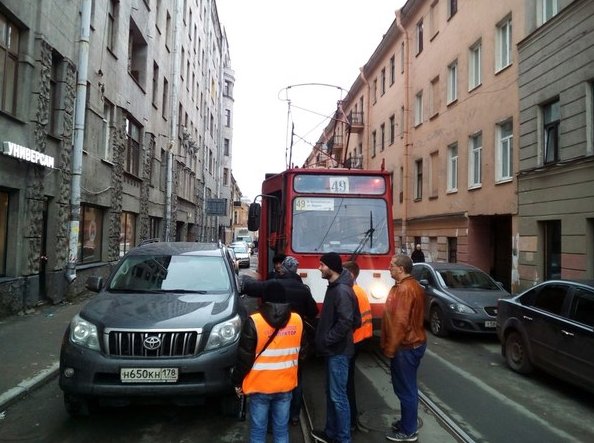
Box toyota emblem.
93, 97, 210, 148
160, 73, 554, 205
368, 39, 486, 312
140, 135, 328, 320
143, 335, 162, 350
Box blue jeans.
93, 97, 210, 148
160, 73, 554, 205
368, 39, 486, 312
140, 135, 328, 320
390, 343, 427, 435
249, 391, 292, 443
325, 355, 351, 443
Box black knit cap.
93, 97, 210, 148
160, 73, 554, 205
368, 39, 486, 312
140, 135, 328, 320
264, 280, 287, 303
320, 252, 343, 274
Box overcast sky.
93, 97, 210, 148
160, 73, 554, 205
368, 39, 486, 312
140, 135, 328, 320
216, 0, 407, 201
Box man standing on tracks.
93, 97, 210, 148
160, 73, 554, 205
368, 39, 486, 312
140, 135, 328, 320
381, 254, 427, 442
311, 252, 360, 443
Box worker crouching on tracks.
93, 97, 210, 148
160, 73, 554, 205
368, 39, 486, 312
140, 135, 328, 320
232, 281, 304, 443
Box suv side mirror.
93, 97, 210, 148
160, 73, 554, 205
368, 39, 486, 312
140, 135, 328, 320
248, 203, 261, 232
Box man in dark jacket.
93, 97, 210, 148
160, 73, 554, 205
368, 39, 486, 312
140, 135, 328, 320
311, 252, 357, 443
241, 255, 318, 425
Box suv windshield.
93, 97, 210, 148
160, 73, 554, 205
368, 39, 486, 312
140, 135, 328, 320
109, 255, 230, 292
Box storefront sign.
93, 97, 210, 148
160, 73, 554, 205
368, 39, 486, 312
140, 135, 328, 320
2, 141, 55, 168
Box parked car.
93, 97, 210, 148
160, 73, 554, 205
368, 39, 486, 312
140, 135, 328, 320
497, 279, 594, 393
59, 242, 245, 416
229, 241, 251, 268
411, 262, 511, 337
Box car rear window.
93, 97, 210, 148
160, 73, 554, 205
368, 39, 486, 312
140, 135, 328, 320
109, 255, 230, 292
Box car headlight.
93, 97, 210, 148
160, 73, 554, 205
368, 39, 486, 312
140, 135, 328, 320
205, 314, 242, 351
69, 314, 100, 351
448, 303, 475, 314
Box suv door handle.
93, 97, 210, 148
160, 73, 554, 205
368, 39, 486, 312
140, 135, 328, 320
561, 330, 574, 337
522, 315, 533, 321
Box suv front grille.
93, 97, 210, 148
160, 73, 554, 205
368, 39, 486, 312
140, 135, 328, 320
106, 329, 202, 357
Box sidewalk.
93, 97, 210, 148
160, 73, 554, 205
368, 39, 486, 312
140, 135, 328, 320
0, 295, 91, 410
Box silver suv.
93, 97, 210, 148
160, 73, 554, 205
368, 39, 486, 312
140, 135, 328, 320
59, 242, 245, 416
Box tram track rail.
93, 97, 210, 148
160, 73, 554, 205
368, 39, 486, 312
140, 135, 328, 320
369, 348, 476, 443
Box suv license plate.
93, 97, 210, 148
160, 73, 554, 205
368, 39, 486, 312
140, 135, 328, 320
120, 367, 178, 383
485, 321, 496, 328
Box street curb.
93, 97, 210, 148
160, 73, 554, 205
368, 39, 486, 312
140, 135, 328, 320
0, 362, 59, 411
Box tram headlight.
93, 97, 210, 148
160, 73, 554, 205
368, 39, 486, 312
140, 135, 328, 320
369, 281, 390, 300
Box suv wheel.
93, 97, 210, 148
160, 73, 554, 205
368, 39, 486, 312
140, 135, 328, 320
429, 306, 449, 337
505, 331, 533, 374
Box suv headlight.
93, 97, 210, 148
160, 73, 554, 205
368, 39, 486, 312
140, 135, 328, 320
69, 314, 100, 351
205, 314, 242, 351
448, 303, 475, 314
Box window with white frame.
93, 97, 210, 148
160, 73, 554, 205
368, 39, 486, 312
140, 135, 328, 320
447, 60, 458, 104
543, 100, 560, 164
415, 90, 423, 126
468, 132, 482, 188
538, 0, 558, 25
102, 100, 115, 161
0, 12, 20, 115
416, 19, 424, 54
415, 159, 423, 200
469, 40, 482, 90
447, 143, 458, 192
496, 16, 512, 72
496, 120, 513, 181
125, 116, 141, 176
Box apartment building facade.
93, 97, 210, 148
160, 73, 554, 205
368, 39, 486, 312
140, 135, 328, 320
0, 0, 235, 317
517, 0, 594, 287
305, 0, 574, 292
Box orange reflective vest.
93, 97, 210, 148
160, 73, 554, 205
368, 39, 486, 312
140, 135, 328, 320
353, 284, 373, 343
242, 312, 303, 395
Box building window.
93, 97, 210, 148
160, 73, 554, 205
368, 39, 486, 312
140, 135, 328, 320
538, 0, 558, 25
152, 62, 159, 106
543, 100, 560, 164
0, 13, 20, 115
389, 115, 395, 145
430, 76, 440, 117
106, 0, 118, 53
496, 120, 513, 181
0, 191, 8, 276
416, 19, 424, 55
381, 68, 386, 96
165, 11, 172, 50
415, 159, 423, 200
224, 138, 230, 156
415, 90, 423, 126
400, 106, 405, 137
49, 52, 63, 136
390, 55, 395, 85
429, 0, 439, 39
162, 77, 169, 119
372, 130, 377, 157
448, 237, 457, 263
401, 42, 405, 74
225, 109, 231, 127
496, 16, 512, 72
160, 148, 167, 191
447, 143, 458, 192
542, 220, 561, 279
128, 18, 148, 86
125, 116, 141, 176
79, 205, 103, 264
120, 212, 136, 258
223, 168, 229, 186
149, 216, 161, 240
102, 100, 114, 161
430, 151, 439, 198
380, 123, 385, 151
469, 40, 482, 90
373, 78, 378, 104
448, 0, 458, 18
469, 132, 482, 188
447, 60, 458, 104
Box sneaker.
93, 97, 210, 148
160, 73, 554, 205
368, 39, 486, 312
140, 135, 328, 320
391, 420, 418, 436
385, 430, 418, 442
311, 429, 333, 443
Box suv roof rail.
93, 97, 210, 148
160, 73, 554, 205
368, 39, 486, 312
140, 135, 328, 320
139, 238, 160, 246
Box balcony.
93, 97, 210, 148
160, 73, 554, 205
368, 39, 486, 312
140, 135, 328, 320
348, 112, 364, 133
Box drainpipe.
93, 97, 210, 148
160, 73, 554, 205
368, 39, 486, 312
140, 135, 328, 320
165, 0, 182, 241
396, 10, 410, 253
65, 0, 91, 283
